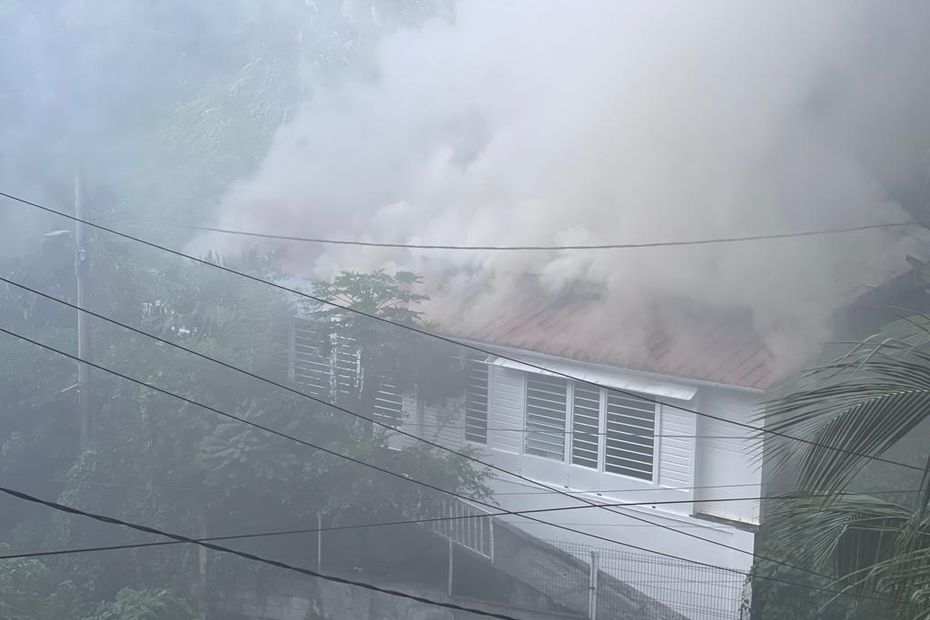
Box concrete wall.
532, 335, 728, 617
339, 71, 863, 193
489, 520, 687, 620
218, 517, 684, 620
223, 577, 579, 620
220, 519, 686, 620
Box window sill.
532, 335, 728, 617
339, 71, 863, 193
693, 512, 759, 533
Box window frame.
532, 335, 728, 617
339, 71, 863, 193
523, 373, 570, 461
464, 354, 490, 445
517, 371, 660, 483
602, 391, 659, 482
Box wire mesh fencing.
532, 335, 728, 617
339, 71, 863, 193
546, 539, 748, 620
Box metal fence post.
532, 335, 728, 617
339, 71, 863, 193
287, 320, 296, 383
317, 513, 323, 571
447, 538, 455, 597
588, 550, 599, 620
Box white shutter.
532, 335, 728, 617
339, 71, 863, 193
658, 404, 695, 488
372, 380, 404, 427
487, 366, 523, 454
571, 384, 600, 469
292, 321, 331, 398
333, 333, 361, 399
605, 393, 656, 481
464, 355, 489, 444
524, 375, 568, 461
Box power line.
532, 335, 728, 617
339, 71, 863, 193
1, 190, 918, 475
0, 193, 912, 589
1, 276, 796, 572
0, 488, 916, 563
1, 200, 916, 595
173, 220, 924, 251
0, 484, 523, 620
0, 275, 876, 579
0, 486, 898, 605
8, 201, 927, 582
4, 471, 918, 500
0, 325, 877, 599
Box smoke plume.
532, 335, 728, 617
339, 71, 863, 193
206, 0, 930, 374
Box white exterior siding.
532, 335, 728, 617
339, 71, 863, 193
658, 403, 696, 489
417, 393, 467, 451
487, 365, 524, 454
298, 331, 761, 619
442, 354, 759, 619
693, 388, 762, 524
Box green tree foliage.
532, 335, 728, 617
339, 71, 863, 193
311, 270, 469, 407
753, 304, 930, 618
82, 588, 196, 620
0, 228, 487, 614
0, 548, 77, 620
0, 1, 471, 613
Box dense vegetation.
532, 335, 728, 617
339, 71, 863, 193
751, 262, 930, 619
0, 3, 480, 615
0, 230, 488, 616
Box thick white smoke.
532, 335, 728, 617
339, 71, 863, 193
206, 0, 930, 373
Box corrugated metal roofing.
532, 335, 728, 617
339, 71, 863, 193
439, 286, 777, 391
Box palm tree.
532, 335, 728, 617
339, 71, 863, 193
762, 327, 930, 619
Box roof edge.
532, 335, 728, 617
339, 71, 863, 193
457, 338, 767, 395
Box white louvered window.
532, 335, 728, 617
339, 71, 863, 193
291, 321, 331, 398
372, 380, 404, 427
518, 368, 660, 481
333, 334, 361, 400
464, 355, 489, 444
524, 375, 568, 460
605, 393, 656, 481
571, 384, 600, 469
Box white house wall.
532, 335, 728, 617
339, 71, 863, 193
408, 393, 466, 451
657, 403, 696, 490
487, 366, 523, 455
392, 357, 761, 619
692, 387, 762, 525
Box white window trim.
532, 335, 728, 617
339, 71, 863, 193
522, 373, 570, 462
601, 392, 659, 484
490, 356, 696, 401
513, 369, 661, 484
463, 355, 491, 445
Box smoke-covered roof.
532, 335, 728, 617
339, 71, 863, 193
439, 286, 777, 391
431, 257, 923, 392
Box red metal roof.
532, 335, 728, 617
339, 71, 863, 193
439, 286, 776, 391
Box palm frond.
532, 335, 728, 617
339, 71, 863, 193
762, 339, 930, 494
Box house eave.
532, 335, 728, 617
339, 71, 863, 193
452, 338, 767, 395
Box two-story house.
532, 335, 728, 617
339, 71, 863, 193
291, 291, 772, 619
406, 296, 769, 619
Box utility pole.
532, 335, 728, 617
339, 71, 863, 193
74, 172, 91, 448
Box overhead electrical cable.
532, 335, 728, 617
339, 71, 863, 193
0, 489, 917, 562
172, 220, 924, 251
0, 484, 524, 620
1, 193, 917, 589
0, 190, 919, 476
0, 276, 875, 579
2, 193, 914, 593
0, 477, 895, 603
0, 325, 888, 600
3, 471, 919, 500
